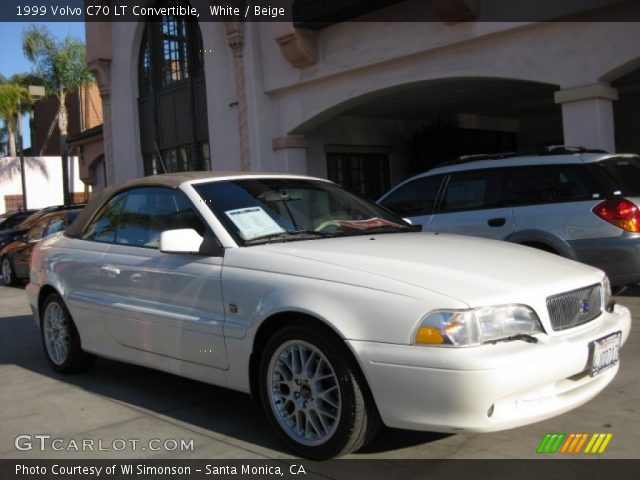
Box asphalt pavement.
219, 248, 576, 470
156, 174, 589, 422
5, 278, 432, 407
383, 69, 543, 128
1, 283, 638, 460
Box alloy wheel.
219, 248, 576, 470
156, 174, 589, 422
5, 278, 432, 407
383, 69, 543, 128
267, 340, 342, 446
43, 301, 71, 366
2, 257, 12, 285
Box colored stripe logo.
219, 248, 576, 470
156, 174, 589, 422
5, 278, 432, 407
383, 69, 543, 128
537, 433, 613, 454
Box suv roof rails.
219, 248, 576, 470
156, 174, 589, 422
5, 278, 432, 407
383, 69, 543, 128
439, 145, 609, 167
543, 145, 608, 154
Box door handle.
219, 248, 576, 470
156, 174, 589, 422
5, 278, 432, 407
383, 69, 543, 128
101, 265, 121, 277
487, 217, 507, 227
130, 273, 144, 282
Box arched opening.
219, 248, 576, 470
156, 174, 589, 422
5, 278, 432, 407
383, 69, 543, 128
295, 77, 562, 197
137, 0, 210, 175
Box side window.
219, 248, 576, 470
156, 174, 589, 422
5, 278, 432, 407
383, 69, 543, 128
592, 157, 640, 196
47, 212, 79, 237
45, 218, 65, 236
172, 191, 207, 236
439, 170, 504, 213
115, 187, 207, 249
505, 165, 597, 206
379, 175, 444, 217
83, 192, 127, 243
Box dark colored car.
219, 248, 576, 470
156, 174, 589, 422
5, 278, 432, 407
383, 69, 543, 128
0, 210, 36, 230
1, 208, 82, 286
0, 205, 85, 251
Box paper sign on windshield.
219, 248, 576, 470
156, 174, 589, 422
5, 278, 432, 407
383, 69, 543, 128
225, 207, 285, 240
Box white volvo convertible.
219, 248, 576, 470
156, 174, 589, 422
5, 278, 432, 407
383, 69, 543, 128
27, 172, 631, 458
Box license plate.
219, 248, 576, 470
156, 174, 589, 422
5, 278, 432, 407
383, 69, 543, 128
589, 331, 621, 377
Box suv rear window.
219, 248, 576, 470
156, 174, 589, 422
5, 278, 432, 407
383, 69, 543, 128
591, 156, 640, 196
504, 165, 600, 205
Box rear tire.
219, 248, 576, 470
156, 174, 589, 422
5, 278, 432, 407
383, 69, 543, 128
1, 256, 17, 286
259, 325, 380, 459
40, 293, 95, 373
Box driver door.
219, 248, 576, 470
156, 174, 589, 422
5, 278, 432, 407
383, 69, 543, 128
98, 187, 228, 369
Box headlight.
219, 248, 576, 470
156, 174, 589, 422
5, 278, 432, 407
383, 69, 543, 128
414, 304, 543, 347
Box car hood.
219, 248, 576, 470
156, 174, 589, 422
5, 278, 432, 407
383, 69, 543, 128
245, 232, 604, 306
0, 227, 27, 246
0, 226, 26, 236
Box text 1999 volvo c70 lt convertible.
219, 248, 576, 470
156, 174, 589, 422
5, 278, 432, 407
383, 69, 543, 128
27, 172, 631, 458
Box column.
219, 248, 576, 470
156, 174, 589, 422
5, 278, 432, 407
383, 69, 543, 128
272, 136, 309, 175
88, 58, 115, 187
554, 84, 618, 153
226, 22, 251, 171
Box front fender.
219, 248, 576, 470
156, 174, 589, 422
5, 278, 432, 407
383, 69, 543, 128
220, 265, 466, 393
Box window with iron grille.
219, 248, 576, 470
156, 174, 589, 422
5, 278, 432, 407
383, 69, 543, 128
138, 0, 209, 175
326, 152, 390, 200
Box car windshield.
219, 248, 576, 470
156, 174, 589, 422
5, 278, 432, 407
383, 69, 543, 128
16, 210, 49, 230
193, 178, 412, 245
592, 156, 640, 196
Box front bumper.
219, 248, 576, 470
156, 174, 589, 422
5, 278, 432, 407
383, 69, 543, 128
348, 304, 631, 433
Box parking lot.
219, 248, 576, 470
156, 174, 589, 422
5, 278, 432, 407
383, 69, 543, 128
1, 283, 639, 460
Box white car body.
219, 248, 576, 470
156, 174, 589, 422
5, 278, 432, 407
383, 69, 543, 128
27, 172, 631, 455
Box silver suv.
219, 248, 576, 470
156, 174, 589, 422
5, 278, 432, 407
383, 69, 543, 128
378, 149, 640, 286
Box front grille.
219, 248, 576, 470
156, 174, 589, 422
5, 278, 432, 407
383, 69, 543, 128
547, 284, 602, 331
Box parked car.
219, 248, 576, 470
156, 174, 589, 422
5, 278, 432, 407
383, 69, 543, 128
28, 172, 630, 458
0, 211, 43, 251
1, 207, 83, 286
0, 209, 36, 230
379, 148, 640, 286
0, 204, 85, 251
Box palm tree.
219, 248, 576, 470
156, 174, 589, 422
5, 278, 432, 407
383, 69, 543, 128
0, 82, 30, 157
22, 25, 91, 205
0, 72, 45, 156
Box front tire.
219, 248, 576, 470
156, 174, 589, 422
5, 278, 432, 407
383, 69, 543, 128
259, 325, 379, 458
40, 293, 95, 373
1, 256, 17, 286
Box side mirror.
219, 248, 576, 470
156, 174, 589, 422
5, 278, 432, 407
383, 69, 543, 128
160, 229, 204, 254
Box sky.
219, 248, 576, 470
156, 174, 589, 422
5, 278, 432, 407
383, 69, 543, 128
0, 21, 86, 149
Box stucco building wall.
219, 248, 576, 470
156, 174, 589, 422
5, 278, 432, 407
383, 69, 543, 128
88, 2, 640, 191
0, 156, 84, 215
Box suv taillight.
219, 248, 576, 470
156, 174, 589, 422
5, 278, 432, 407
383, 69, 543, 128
593, 199, 640, 232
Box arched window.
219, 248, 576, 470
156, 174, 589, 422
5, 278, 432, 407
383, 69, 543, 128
138, 0, 210, 175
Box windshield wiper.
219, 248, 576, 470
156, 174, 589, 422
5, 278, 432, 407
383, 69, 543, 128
245, 230, 336, 245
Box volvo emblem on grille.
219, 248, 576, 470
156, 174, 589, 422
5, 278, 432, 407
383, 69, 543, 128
581, 300, 590, 314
